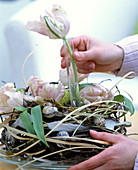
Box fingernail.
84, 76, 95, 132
90, 130, 98, 135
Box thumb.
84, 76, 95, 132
73, 50, 95, 62
90, 130, 122, 144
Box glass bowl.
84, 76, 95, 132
0, 146, 72, 170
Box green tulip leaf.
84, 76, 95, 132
13, 106, 27, 112
20, 110, 35, 134
113, 94, 124, 102
31, 105, 49, 147
124, 96, 135, 116
114, 94, 135, 116
59, 89, 70, 105
79, 83, 95, 91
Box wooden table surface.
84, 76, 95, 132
0, 111, 138, 170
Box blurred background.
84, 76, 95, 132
0, 0, 138, 110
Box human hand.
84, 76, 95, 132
60, 35, 124, 74
67, 130, 138, 170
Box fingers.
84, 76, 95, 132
73, 50, 98, 73
60, 38, 77, 58
76, 68, 94, 74
90, 130, 124, 144
67, 131, 122, 170
61, 54, 71, 68
61, 48, 96, 72
74, 50, 96, 73
60, 35, 92, 68
76, 61, 95, 73
73, 51, 93, 62
67, 150, 107, 170
61, 57, 67, 68
60, 43, 72, 68
61, 58, 95, 73
60, 45, 66, 58
60, 36, 97, 72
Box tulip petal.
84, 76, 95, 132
44, 16, 61, 38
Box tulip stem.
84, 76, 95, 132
63, 37, 80, 107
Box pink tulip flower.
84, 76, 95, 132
0, 83, 23, 113
27, 76, 65, 101
25, 4, 70, 39
80, 83, 114, 103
